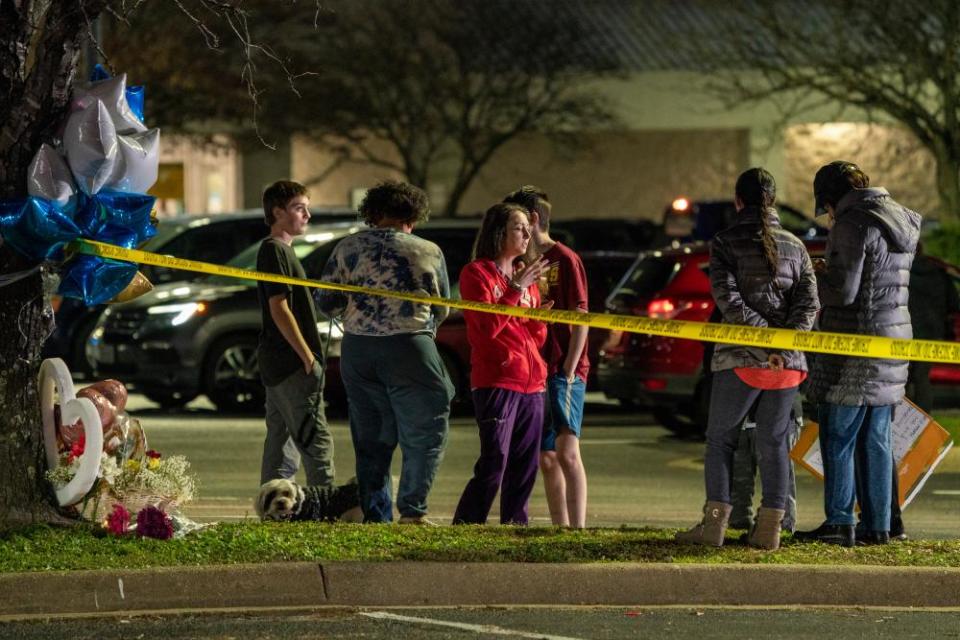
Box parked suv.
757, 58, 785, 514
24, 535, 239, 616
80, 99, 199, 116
597, 241, 960, 436
45, 208, 356, 378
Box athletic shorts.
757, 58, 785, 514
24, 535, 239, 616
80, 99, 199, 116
541, 373, 586, 451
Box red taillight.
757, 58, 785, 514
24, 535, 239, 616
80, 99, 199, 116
641, 378, 667, 390
648, 298, 675, 318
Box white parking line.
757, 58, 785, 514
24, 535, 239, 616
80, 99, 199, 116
933, 490, 960, 496
360, 611, 586, 639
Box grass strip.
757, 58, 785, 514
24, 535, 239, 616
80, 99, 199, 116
1, 523, 958, 573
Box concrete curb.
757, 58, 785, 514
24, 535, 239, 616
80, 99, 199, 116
1, 562, 958, 617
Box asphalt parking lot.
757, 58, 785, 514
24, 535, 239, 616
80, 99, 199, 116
4, 606, 960, 639
131, 393, 960, 537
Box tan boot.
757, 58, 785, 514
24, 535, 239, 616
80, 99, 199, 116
675, 501, 732, 547
747, 507, 785, 550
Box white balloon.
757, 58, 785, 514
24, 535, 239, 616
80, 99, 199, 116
106, 128, 161, 193
39, 358, 104, 507
27, 144, 77, 208
75, 74, 147, 135
63, 98, 119, 196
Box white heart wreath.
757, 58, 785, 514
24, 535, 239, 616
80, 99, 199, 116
39, 358, 103, 506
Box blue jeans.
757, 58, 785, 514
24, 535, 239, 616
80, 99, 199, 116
341, 333, 454, 522
819, 403, 893, 531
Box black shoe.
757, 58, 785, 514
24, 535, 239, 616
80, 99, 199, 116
857, 531, 890, 546
793, 523, 855, 547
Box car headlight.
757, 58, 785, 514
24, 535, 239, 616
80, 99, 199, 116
147, 302, 208, 326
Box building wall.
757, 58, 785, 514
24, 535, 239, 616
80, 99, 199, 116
154, 135, 242, 217
290, 135, 404, 208
783, 123, 938, 216
457, 129, 749, 220
275, 70, 937, 220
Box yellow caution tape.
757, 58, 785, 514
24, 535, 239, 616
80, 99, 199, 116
72, 239, 960, 364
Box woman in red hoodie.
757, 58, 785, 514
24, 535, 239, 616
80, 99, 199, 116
453, 203, 551, 525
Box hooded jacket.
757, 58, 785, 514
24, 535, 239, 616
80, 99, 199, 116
709, 206, 820, 373
460, 259, 547, 394
808, 187, 922, 406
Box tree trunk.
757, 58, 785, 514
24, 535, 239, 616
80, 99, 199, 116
0, 0, 105, 528
0, 260, 63, 527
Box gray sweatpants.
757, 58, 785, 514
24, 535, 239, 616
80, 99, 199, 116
260, 360, 335, 487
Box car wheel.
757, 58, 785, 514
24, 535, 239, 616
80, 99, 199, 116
204, 334, 264, 414
142, 388, 197, 409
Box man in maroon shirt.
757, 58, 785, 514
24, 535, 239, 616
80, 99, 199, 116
504, 186, 589, 528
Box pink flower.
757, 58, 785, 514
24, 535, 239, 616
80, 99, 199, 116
106, 504, 130, 536
135, 506, 174, 540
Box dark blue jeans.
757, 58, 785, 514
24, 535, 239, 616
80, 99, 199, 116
819, 403, 893, 532
341, 333, 454, 522
704, 370, 797, 511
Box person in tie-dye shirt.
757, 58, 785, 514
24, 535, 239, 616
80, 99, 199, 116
317, 181, 454, 524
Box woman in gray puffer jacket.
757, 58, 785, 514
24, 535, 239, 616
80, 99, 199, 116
676, 168, 819, 551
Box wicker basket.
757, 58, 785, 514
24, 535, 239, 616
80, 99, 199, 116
83, 485, 179, 522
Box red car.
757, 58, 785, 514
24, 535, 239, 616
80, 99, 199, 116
596, 241, 960, 436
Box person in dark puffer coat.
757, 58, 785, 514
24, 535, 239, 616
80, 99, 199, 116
796, 161, 921, 548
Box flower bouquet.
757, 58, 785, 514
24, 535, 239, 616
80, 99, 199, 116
44, 376, 197, 534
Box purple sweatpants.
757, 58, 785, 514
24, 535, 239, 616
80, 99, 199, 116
453, 387, 544, 525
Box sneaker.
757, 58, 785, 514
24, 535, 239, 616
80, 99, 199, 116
793, 523, 855, 547
856, 531, 890, 546
398, 515, 440, 526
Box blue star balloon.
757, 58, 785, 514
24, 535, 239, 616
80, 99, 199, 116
0, 197, 81, 261
58, 253, 140, 305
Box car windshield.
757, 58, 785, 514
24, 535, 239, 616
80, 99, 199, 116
606, 255, 678, 312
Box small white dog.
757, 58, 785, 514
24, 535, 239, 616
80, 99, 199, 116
255, 478, 363, 522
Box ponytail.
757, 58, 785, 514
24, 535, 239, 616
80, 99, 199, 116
760, 213, 779, 286
735, 167, 779, 286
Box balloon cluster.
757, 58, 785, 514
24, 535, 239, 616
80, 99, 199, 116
0, 65, 159, 305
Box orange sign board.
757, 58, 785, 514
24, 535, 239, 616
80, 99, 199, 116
790, 398, 954, 508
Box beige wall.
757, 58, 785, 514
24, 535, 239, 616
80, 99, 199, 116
158, 135, 241, 216
289, 128, 748, 221
457, 129, 749, 220
290, 134, 403, 207
784, 123, 938, 216
280, 70, 938, 220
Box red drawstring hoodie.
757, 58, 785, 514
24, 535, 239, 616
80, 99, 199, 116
459, 259, 547, 394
